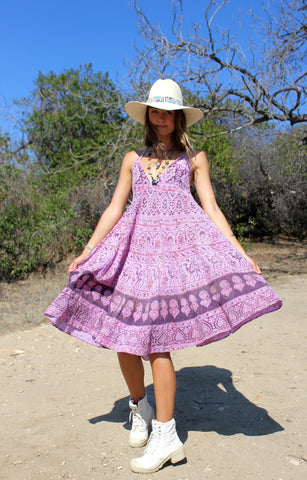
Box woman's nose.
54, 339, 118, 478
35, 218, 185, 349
157, 111, 166, 121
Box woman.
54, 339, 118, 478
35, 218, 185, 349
45, 79, 282, 473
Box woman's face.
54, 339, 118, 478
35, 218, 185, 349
148, 107, 176, 140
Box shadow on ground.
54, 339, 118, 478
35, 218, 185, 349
88, 365, 283, 442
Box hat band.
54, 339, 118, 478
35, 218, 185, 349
148, 95, 183, 106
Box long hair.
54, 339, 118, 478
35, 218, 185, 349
144, 108, 195, 159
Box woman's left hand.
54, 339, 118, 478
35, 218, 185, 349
244, 254, 262, 274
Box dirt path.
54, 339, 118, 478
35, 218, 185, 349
1, 271, 306, 480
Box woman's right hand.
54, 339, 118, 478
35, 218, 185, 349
68, 254, 88, 274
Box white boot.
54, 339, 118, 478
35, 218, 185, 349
129, 395, 155, 448
130, 418, 185, 473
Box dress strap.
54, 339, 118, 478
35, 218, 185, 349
137, 148, 149, 161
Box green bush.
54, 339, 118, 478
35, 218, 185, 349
0, 165, 93, 280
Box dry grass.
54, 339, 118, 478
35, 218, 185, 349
0, 256, 74, 335
0, 239, 306, 336
247, 237, 307, 278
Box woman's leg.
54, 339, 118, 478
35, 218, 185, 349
130, 352, 185, 473
117, 352, 145, 403
118, 352, 154, 448
148, 352, 176, 422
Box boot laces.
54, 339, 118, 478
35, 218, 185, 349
129, 410, 145, 431
144, 426, 161, 455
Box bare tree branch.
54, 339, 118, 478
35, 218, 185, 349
128, 0, 307, 132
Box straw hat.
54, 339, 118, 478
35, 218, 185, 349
125, 79, 203, 127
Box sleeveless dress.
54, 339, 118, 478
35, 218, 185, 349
44, 153, 282, 355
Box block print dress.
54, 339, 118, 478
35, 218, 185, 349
44, 153, 282, 355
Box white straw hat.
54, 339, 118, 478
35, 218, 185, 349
125, 79, 203, 127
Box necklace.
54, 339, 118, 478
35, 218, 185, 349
146, 147, 175, 185
146, 157, 170, 185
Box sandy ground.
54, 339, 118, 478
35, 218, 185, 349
0, 240, 306, 480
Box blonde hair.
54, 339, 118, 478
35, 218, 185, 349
144, 108, 195, 159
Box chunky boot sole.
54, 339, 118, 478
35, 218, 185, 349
129, 436, 149, 448
130, 445, 186, 473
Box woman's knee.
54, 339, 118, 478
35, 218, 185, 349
117, 352, 142, 364
147, 352, 172, 364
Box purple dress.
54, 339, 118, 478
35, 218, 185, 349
45, 153, 282, 355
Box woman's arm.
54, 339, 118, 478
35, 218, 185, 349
192, 150, 261, 274
68, 151, 137, 273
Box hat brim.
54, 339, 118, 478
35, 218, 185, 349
125, 101, 203, 127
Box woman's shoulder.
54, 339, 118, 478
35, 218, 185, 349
124, 150, 139, 159
189, 149, 208, 169
191, 148, 207, 157
124, 149, 148, 160
121, 149, 149, 173
122, 150, 140, 167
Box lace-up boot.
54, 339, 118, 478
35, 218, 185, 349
130, 418, 185, 473
129, 395, 155, 448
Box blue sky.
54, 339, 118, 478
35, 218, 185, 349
1, 0, 268, 102
1, 0, 279, 136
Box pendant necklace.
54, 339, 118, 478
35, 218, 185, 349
146, 148, 172, 185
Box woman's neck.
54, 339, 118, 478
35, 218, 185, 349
159, 138, 173, 149
148, 143, 181, 161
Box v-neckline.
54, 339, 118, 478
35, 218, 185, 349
138, 153, 184, 186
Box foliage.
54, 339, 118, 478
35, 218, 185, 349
0, 66, 146, 280
0, 133, 12, 164
0, 67, 127, 280
0, 164, 75, 279
190, 118, 239, 183
23, 64, 124, 188
1, 62, 306, 281
215, 124, 307, 239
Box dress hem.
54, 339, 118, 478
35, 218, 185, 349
48, 298, 282, 356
